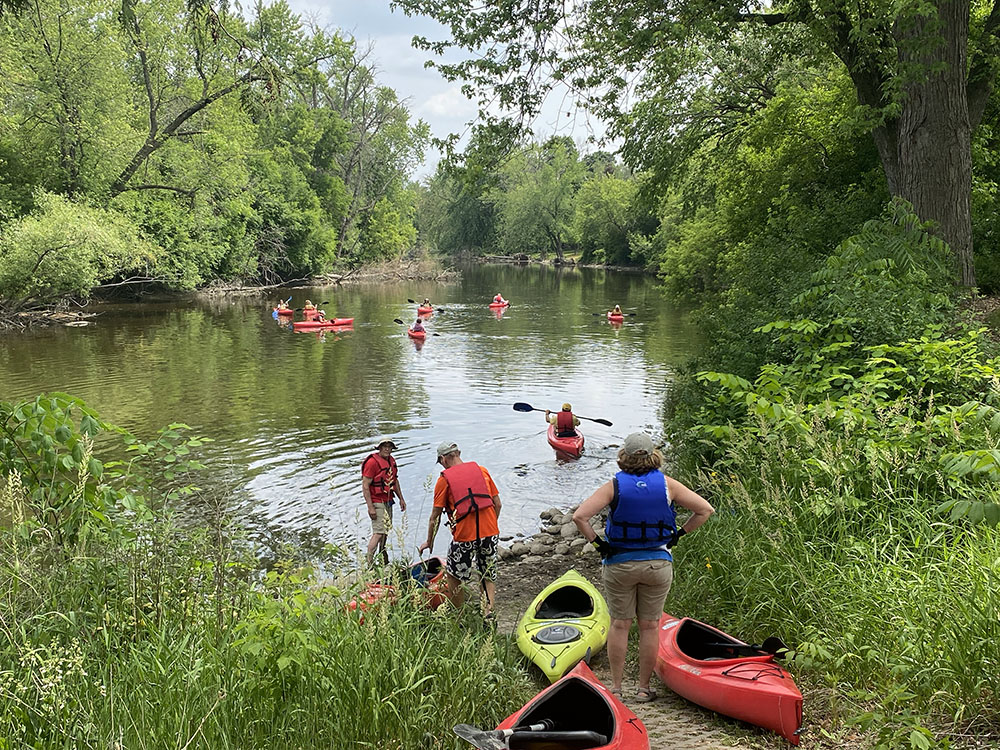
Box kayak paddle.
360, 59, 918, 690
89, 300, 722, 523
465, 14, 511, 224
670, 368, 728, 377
393, 318, 440, 336
453, 721, 556, 750
512, 402, 613, 427
408, 298, 445, 312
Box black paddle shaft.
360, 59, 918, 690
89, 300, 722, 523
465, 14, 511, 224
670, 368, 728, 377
512, 402, 613, 427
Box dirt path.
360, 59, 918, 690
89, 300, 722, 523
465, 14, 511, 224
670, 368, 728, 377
495, 554, 786, 750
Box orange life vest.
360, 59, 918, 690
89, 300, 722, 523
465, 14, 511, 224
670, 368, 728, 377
556, 410, 576, 436
441, 461, 494, 522
363, 452, 397, 503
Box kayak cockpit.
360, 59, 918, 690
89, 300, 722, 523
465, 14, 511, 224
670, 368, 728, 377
510, 676, 613, 749
536, 586, 593, 619
676, 618, 770, 661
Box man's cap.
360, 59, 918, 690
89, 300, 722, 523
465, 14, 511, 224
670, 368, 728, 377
436, 441, 459, 458
622, 432, 655, 456
376, 438, 398, 449
562, 403, 572, 411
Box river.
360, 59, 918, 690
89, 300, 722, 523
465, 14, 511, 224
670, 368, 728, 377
0, 264, 700, 558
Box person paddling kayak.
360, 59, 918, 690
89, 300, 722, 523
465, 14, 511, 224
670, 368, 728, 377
411, 318, 425, 334
493, 293, 507, 305
545, 403, 580, 437
304, 299, 316, 310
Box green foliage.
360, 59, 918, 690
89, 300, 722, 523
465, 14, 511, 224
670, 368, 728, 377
0, 393, 533, 747
0, 193, 157, 309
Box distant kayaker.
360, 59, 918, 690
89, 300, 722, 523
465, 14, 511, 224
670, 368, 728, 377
362, 439, 407, 567
422, 298, 432, 308
611, 304, 622, 315
493, 293, 507, 304
419, 441, 502, 620
572, 432, 714, 703
411, 318, 425, 333
545, 403, 580, 438
276, 299, 289, 310
304, 299, 316, 310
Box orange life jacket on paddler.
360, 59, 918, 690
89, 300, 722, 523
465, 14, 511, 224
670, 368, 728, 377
363, 452, 397, 502
556, 410, 576, 437
441, 461, 494, 522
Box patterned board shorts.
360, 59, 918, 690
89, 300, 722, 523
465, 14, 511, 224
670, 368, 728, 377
446, 535, 500, 583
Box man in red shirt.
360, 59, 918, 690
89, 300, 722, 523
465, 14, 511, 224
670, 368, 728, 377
418, 441, 502, 617
362, 439, 406, 567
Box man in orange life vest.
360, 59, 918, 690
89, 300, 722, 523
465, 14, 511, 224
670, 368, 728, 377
362, 439, 407, 567
546, 403, 581, 437
418, 441, 502, 616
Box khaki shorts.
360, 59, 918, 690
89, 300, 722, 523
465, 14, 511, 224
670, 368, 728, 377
602, 559, 673, 621
370, 503, 392, 535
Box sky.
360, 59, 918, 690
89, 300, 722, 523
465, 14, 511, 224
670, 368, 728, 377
285, 0, 607, 178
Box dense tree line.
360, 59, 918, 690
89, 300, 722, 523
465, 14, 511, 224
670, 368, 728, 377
0, 0, 428, 311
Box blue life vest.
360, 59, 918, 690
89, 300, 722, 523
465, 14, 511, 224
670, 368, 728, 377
605, 470, 676, 550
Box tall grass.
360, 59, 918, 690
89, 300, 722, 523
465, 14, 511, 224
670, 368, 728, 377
669, 408, 1000, 744
0, 401, 533, 750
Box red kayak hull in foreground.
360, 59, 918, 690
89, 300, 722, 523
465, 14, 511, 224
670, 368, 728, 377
291, 318, 354, 330
496, 662, 649, 749
655, 614, 802, 744
407, 328, 426, 339
546, 423, 584, 458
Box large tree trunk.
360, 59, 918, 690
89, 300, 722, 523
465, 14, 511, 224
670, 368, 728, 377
889, 0, 975, 286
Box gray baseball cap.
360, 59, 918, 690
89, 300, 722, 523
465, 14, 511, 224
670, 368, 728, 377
622, 432, 655, 456
436, 441, 459, 458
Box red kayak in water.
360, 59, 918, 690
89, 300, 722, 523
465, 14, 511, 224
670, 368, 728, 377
546, 424, 584, 458
417, 306, 434, 315
463, 661, 648, 749
274, 308, 294, 316
655, 614, 803, 744
407, 328, 426, 340
488, 300, 509, 309
292, 318, 354, 330
607, 312, 625, 322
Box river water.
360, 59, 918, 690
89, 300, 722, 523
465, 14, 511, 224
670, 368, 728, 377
0, 264, 700, 557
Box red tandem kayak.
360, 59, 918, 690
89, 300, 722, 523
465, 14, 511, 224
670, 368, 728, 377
477, 661, 649, 749
407, 328, 426, 339
303, 308, 321, 320
488, 300, 509, 309
292, 318, 354, 330
655, 614, 803, 745
274, 308, 294, 316
607, 312, 624, 322
547, 423, 584, 458
347, 556, 448, 616
417, 306, 434, 315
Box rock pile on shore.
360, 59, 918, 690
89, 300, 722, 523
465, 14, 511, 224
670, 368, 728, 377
500, 505, 609, 564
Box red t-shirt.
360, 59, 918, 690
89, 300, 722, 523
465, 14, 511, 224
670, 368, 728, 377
363, 454, 396, 504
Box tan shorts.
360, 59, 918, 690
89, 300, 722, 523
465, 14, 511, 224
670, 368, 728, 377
602, 559, 673, 621
370, 503, 392, 535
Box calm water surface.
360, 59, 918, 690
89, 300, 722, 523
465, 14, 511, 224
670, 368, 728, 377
0, 264, 700, 557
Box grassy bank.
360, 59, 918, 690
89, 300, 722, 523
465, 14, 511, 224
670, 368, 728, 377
0, 394, 530, 748
667, 204, 1000, 747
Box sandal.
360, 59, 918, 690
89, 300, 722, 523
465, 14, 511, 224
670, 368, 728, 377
609, 687, 623, 698
635, 687, 658, 703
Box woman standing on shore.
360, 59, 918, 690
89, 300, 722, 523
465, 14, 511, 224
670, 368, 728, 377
572, 432, 714, 702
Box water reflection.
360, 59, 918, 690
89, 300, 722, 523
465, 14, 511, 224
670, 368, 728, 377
0, 265, 700, 560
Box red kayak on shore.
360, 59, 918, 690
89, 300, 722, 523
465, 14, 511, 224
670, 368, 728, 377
547, 423, 584, 458
457, 661, 648, 749
347, 557, 448, 616
292, 318, 354, 330
407, 328, 426, 340
655, 614, 803, 745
